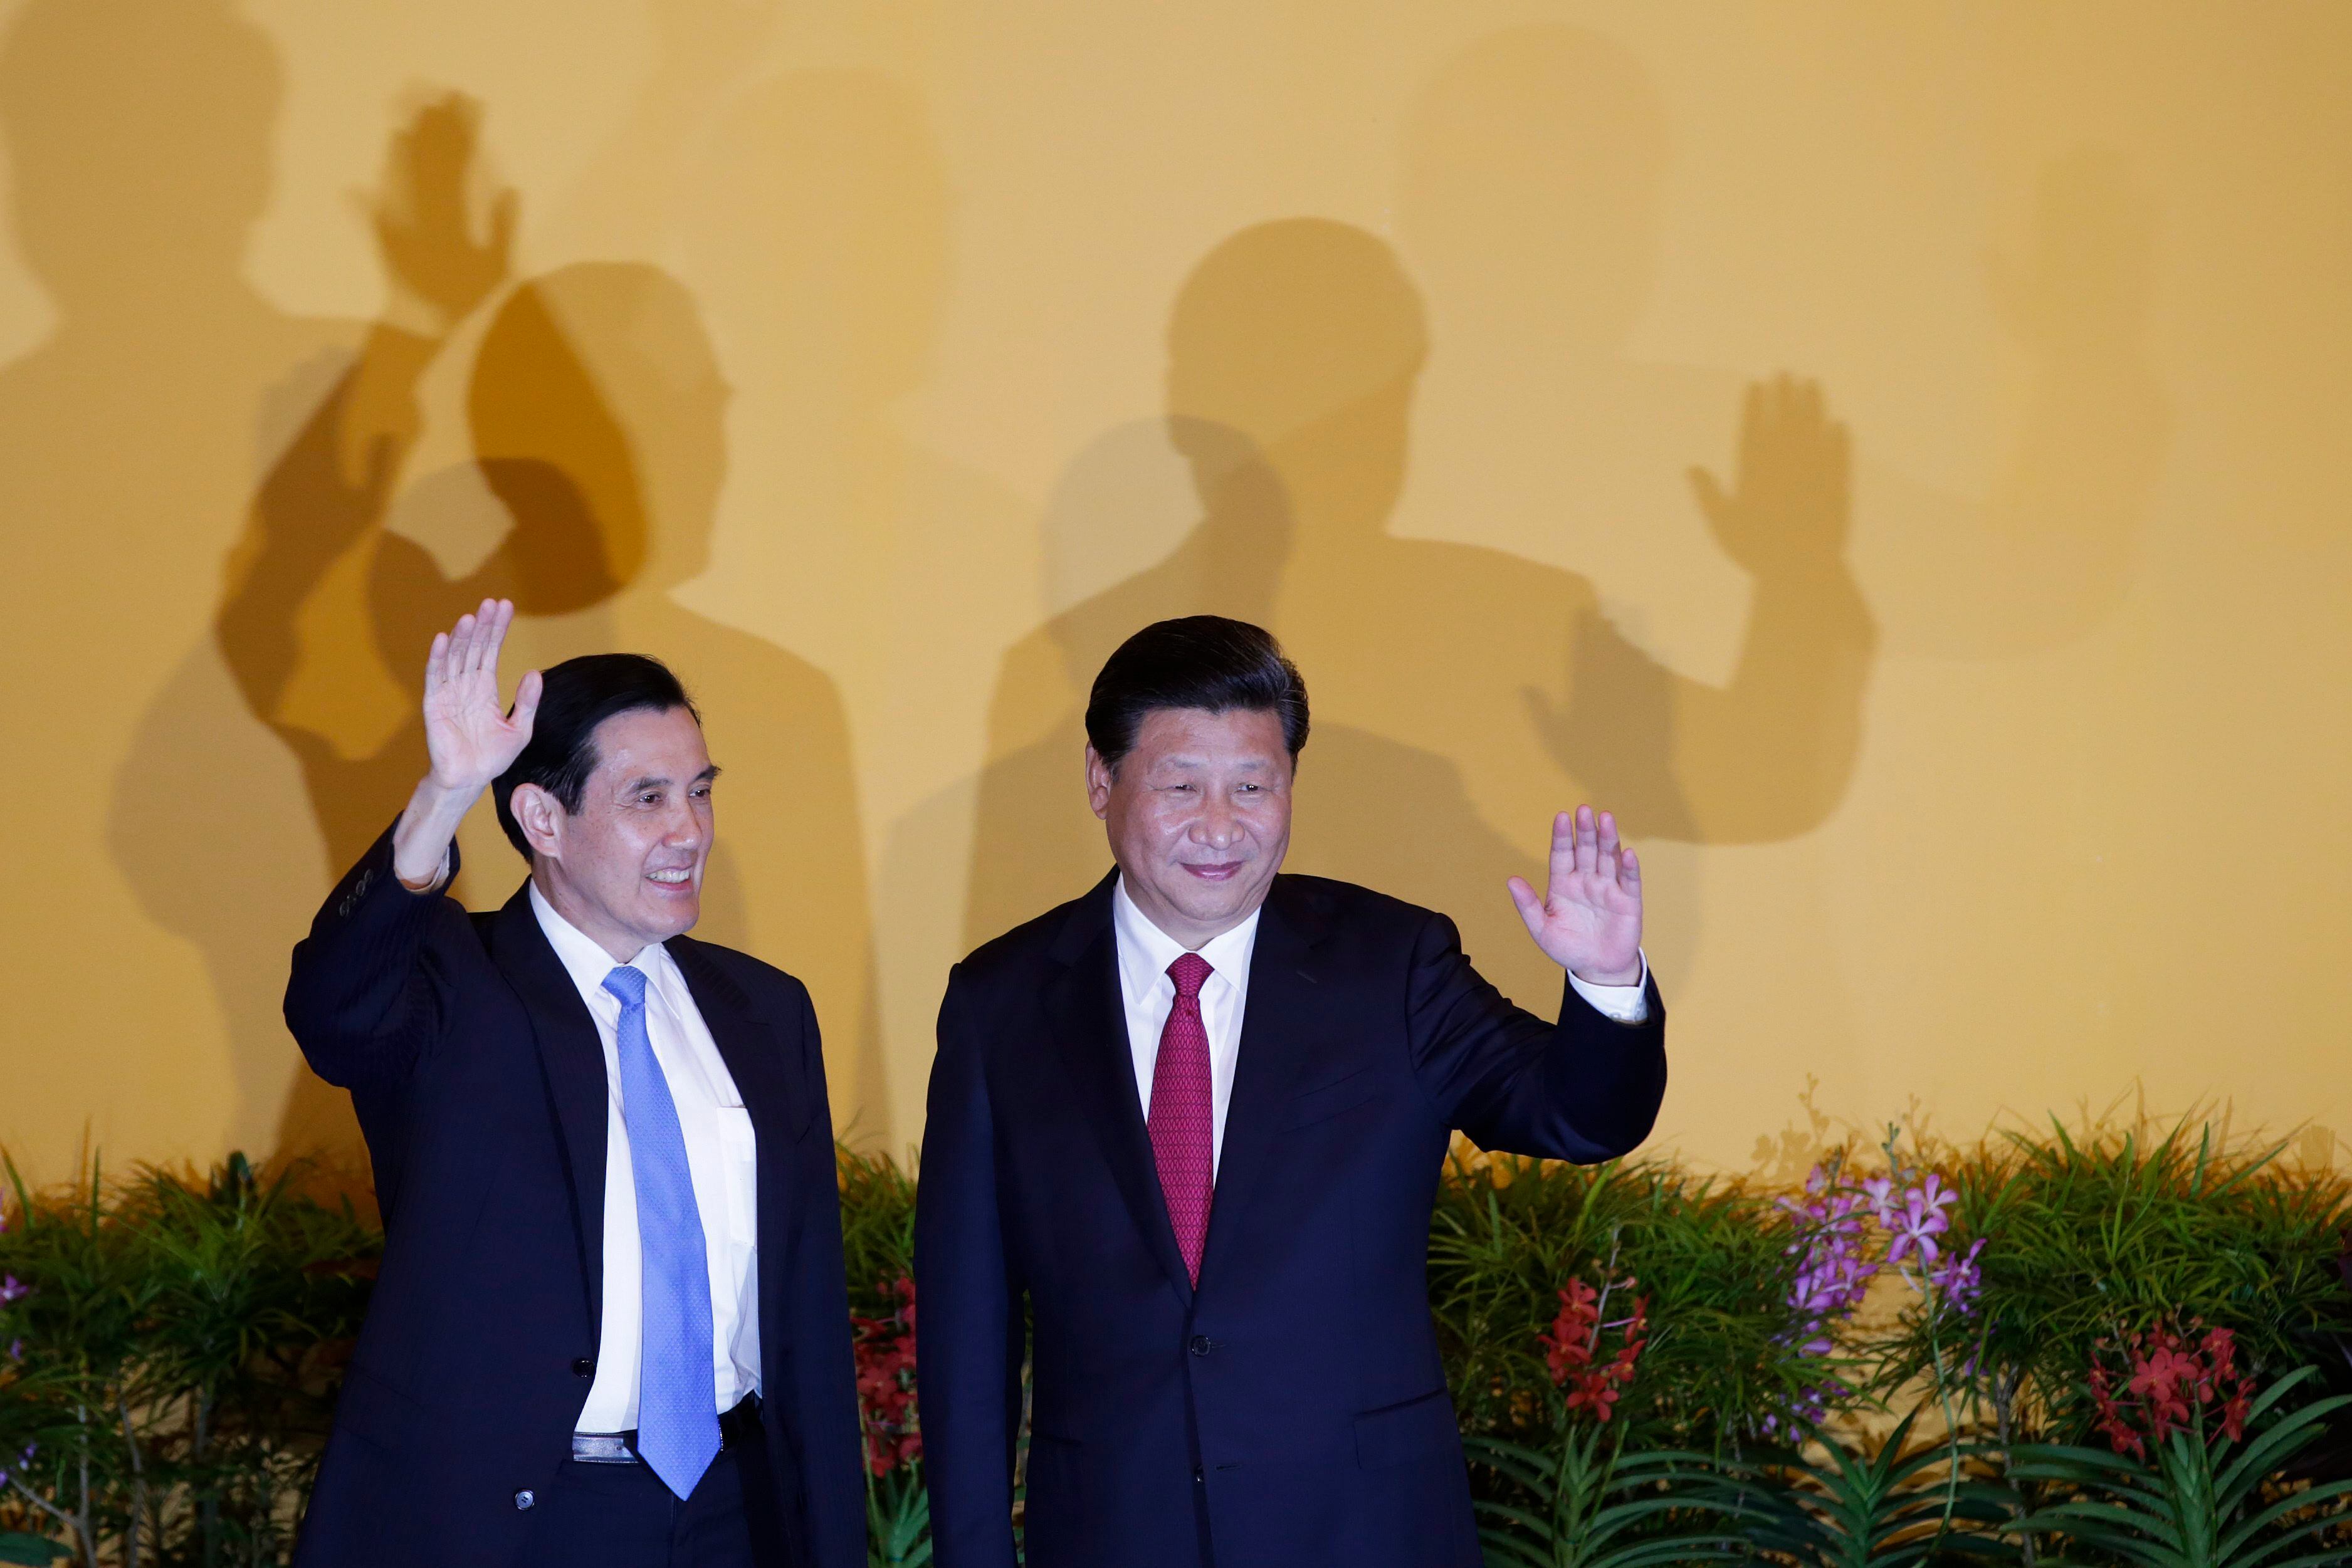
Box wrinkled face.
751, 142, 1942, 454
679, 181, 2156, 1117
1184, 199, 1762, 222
517, 706, 716, 961
1089, 706, 1293, 948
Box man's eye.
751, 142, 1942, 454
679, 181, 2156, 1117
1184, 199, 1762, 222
1237, 783, 1259, 793
638, 793, 663, 807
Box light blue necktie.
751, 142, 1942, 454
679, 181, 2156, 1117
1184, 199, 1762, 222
602, 964, 722, 1499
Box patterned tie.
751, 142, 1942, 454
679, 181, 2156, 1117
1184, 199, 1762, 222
601, 965, 722, 1500
1148, 953, 1216, 1285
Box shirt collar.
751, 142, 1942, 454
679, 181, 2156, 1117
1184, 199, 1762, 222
1111, 874, 1262, 997
528, 880, 673, 1000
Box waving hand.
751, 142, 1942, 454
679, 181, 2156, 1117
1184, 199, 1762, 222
1506, 805, 1644, 986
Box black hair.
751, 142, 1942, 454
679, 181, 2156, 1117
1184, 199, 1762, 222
493, 652, 699, 857
1084, 616, 1310, 775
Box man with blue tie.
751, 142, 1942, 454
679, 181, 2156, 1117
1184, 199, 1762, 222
916, 616, 1667, 1568
286, 600, 863, 1568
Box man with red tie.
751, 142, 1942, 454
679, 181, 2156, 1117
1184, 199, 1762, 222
915, 616, 1667, 1568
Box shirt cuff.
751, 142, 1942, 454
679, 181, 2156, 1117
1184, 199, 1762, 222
398, 846, 453, 896
1567, 951, 1649, 1024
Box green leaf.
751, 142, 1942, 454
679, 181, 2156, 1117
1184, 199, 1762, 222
0, 1534, 68, 1566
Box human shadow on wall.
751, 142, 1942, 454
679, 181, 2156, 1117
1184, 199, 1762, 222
0, 0, 362, 1173
1399, 24, 2162, 663
117, 97, 877, 1164
683, 70, 1026, 1146
460, 262, 885, 1137
962, 217, 1876, 1017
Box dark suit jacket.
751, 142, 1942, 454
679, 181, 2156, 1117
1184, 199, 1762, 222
915, 871, 1667, 1568
284, 824, 864, 1568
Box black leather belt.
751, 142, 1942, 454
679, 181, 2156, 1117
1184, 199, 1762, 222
572, 1391, 762, 1465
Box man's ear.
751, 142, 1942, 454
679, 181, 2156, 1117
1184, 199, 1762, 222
512, 783, 565, 860
1084, 746, 1115, 823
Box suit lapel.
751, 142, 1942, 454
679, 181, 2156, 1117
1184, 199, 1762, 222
487, 886, 611, 1337
1049, 874, 1197, 1308
668, 937, 804, 1141
1198, 877, 1334, 1290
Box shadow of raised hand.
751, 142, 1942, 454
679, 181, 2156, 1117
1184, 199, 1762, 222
1690, 374, 1851, 576
369, 93, 515, 334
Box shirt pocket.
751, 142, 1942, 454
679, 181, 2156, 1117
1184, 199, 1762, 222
715, 1104, 759, 1256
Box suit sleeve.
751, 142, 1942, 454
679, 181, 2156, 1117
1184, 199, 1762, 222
913, 966, 1026, 1568
1404, 910, 1667, 1162
283, 818, 465, 1089
779, 982, 869, 1568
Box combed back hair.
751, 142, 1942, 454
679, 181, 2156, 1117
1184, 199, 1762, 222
493, 653, 699, 857
1084, 617, 1310, 775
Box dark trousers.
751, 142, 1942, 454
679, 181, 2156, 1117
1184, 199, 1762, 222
513, 1405, 792, 1568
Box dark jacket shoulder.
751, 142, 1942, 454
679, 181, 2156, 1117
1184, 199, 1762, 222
668, 933, 814, 1023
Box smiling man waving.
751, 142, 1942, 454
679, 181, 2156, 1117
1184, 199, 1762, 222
915, 615, 1667, 1568
285, 600, 863, 1568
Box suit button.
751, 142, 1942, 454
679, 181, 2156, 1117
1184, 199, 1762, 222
1193, 1466, 1205, 1483
1189, 1335, 1214, 1356
572, 1358, 596, 1377
515, 1490, 535, 1510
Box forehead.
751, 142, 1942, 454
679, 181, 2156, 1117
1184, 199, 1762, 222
587, 704, 709, 778
1127, 706, 1289, 766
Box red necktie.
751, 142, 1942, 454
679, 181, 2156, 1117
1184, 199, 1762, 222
1148, 953, 1216, 1285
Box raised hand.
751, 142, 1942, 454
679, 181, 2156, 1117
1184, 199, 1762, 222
370, 93, 516, 333
421, 598, 542, 796
1506, 806, 1644, 986
1690, 375, 1850, 575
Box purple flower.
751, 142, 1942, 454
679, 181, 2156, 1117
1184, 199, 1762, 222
1886, 1175, 1956, 1267
0, 1274, 26, 1305
1928, 1237, 1987, 1315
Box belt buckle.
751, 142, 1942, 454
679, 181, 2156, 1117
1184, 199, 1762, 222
570, 1431, 638, 1465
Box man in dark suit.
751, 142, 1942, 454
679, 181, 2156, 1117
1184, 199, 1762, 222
916, 615, 1666, 1568
286, 598, 863, 1568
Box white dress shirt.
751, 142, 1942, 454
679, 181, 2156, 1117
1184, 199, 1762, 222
530, 884, 761, 1431
1110, 877, 1650, 1177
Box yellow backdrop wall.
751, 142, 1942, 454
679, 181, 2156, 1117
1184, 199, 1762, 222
3, 0, 2346, 1186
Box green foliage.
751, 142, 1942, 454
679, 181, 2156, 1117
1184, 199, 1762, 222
864, 1462, 932, 1568
1, 1123, 2346, 1567
0, 1154, 375, 1568
1707, 1406, 2020, 1568
1867, 1119, 2352, 1442
838, 1144, 919, 1316
1466, 1423, 1734, 1568
1429, 1154, 1819, 1453
2006, 1367, 2352, 1568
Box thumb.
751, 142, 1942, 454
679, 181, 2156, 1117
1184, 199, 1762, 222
1505, 875, 1546, 940
508, 669, 543, 734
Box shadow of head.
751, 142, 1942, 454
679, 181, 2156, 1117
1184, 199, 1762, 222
685, 68, 949, 409
1167, 219, 1426, 536
0, 0, 280, 313
469, 261, 732, 598
1399, 24, 1667, 352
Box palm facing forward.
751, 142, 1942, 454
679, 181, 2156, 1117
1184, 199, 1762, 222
423, 598, 542, 795
1507, 806, 1644, 986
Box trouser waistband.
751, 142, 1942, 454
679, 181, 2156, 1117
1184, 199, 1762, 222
571, 1391, 761, 1465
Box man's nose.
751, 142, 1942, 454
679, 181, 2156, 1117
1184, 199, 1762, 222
661, 800, 704, 847
1192, 797, 1239, 849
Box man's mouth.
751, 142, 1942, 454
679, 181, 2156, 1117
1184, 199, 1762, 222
1182, 861, 1244, 883
646, 868, 695, 887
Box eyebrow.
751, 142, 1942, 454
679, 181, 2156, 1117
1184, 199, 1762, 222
621, 765, 722, 792
1153, 755, 1275, 772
